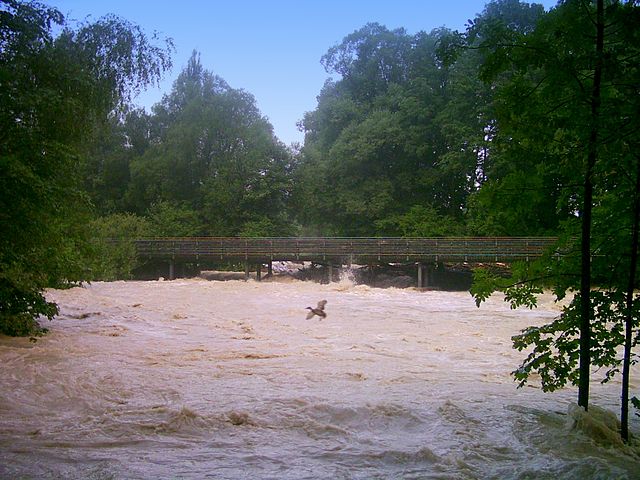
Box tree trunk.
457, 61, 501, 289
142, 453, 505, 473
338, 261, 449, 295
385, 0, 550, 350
621, 157, 640, 442
578, 0, 604, 411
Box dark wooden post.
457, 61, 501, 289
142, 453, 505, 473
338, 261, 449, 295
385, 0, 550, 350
267, 261, 273, 277
244, 261, 250, 281
169, 258, 175, 280
256, 263, 262, 282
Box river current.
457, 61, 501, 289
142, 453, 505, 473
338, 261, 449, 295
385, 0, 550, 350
0, 277, 638, 479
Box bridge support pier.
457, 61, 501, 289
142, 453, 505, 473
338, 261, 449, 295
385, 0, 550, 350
244, 261, 250, 281
327, 264, 333, 283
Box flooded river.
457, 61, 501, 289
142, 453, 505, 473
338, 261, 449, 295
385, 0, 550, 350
0, 278, 638, 479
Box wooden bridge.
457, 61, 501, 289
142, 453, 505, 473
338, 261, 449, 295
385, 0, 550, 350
133, 236, 558, 284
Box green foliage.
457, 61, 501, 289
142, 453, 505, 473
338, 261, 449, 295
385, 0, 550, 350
468, 0, 640, 437
113, 51, 294, 236
295, 3, 548, 237
470, 262, 544, 308
82, 51, 295, 279
59, 13, 173, 111
503, 282, 544, 310
146, 201, 201, 237
466, 169, 563, 236
87, 213, 154, 280
511, 312, 580, 392
511, 291, 636, 391
375, 204, 465, 237
0, 0, 172, 334
239, 217, 282, 237
82, 108, 153, 214
320, 23, 412, 103
469, 268, 501, 307
296, 25, 476, 235
0, 274, 57, 336
0, 312, 49, 337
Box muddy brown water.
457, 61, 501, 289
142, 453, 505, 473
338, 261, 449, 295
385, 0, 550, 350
1, 278, 638, 479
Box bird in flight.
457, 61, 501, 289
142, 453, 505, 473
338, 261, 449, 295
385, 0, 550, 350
306, 300, 327, 319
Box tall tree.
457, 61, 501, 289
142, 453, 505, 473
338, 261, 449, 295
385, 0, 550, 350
0, 0, 172, 335
621, 153, 640, 441
573, 0, 605, 411
469, 0, 640, 438
296, 25, 473, 235
83, 107, 153, 215
295, 3, 544, 237
126, 51, 294, 236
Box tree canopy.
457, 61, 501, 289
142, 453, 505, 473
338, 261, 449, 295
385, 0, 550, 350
293, 3, 545, 237
84, 51, 295, 239
0, 0, 172, 334
467, 0, 640, 440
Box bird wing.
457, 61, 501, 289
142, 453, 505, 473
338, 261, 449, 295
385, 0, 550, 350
306, 310, 315, 319
316, 300, 327, 311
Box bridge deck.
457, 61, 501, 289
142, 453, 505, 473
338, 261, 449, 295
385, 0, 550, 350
133, 237, 557, 264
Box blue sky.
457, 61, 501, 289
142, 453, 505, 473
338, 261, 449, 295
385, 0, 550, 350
48, 0, 556, 145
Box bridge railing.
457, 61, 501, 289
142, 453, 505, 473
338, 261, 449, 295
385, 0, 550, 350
131, 237, 559, 264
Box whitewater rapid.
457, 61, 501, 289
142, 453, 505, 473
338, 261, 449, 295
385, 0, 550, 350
0, 278, 638, 479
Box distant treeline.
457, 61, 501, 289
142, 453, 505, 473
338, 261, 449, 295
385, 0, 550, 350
82, 2, 557, 244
